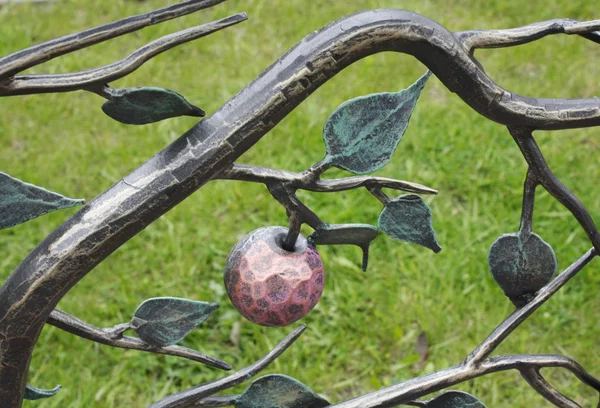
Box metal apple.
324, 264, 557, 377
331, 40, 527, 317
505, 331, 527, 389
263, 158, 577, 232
224, 226, 325, 326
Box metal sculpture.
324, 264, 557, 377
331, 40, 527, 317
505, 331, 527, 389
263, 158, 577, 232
1, 1, 599, 407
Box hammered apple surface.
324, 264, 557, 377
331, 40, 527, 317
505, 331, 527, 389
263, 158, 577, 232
224, 226, 325, 326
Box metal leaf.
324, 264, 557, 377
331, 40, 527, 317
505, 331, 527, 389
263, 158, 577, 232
425, 391, 487, 407
235, 374, 330, 408
309, 223, 378, 271
102, 87, 205, 125
24, 384, 61, 400
131, 297, 218, 347
0, 172, 84, 229
378, 194, 441, 253
488, 232, 557, 306
322, 71, 431, 175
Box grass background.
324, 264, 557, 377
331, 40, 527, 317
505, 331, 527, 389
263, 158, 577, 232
1, 0, 599, 406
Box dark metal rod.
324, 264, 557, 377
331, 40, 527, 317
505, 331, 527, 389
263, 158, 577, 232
519, 169, 538, 235
197, 395, 239, 407
457, 18, 600, 51
0, 0, 227, 79
148, 325, 306, 408
466, 248, 596, 365
510, 127, 600, 251
520, 367, 580, 408
217, 164, 438, 195
47, 309, 231, 370
0, 14, 247, 96
329, 354, 600, 408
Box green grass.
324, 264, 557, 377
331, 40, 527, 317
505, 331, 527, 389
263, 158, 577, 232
1, 0, 599, 407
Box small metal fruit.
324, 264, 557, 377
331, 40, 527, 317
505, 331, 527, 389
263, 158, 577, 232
224, 226, 325, 326
488, 231, 557, 307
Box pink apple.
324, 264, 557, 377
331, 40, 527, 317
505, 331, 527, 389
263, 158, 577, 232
224, 226, 325, 326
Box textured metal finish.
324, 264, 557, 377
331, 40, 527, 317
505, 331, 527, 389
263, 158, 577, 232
378, 194, 441, 253
47, 308, 231, 370
0, 13, 247, 96
0, 172, 84, 229
322, 71, 431, 174
0, 0, 227, 79
2, 4, 600, 407
235, 374, 330, 408
131, 298, 218, 347
149, 326, 307, 408
101, 87, 205, 125
488, 232, 557, 306
224, 227, 324, 327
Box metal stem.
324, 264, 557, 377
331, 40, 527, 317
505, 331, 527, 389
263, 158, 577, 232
47, 309, 231, 370
0, 0, 227, 79
519, 169, 538, 235
466, 248, 596, 365
510, 127, 600, 252
148, 325, 306, 408
0, 14, 247, 96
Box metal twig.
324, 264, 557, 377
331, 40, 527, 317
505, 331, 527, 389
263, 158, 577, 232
0, 0, 227, 79
217, 164, 438, 195
457, 18, 600, 51
510, 127, 600, 252
47, 309, 231, 370
0, 14, 247, 96
520, 367, 580, 408
466, 248, 596, 365
329, 354, 600, 408
148, 325, 307, 408
519, 169, 538, 235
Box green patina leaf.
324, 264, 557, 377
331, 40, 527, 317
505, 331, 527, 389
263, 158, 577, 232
488, 231, 557, 306
24, 384, 61, 400
309, 224, 378, 271
0, 172, 84, 229
426, 391, 487, 407
132, 297, 218, 347
378, 194, 441, 253
236, 374, 330, 408
322, 71, 431, 175
102, 87, 205, 125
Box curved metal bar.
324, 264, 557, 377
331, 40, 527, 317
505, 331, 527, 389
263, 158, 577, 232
0, 0, 227, 79
218, 163, 438, 195
466, 248, 596, 365
328, 354, 600, 408
457, 18, 600, 51
0, 14, 248, 96
520, 367, 580, 408
2, 9, 600, 406
510, 127, 600, 251
148, 325, 306, 408
47, 309, 231, 370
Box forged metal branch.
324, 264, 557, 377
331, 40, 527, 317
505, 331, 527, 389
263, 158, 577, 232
47, 309, 231, 370
0, 0, 226, 79
329, 354, 600, 408
0, 14, 247, 96
217, 164, 438, 195
148, 325, 306, 408
466, 247, 596, 366
520, 367, 580, 408
519, 169, 538, 234
5, 9, 600, 406
197, 396, 239, 407
457, 18, 600, 51
510, 127, 600, 252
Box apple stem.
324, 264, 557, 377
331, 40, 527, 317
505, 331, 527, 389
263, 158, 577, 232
283, 211, 302, 251
519, 168, 538, 236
